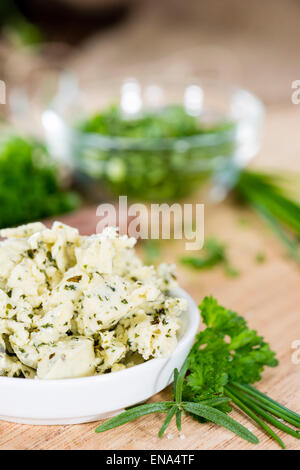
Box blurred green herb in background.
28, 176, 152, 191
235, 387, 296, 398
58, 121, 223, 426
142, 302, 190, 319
180, 237, 239, 278
142, 239, 162, 266
0, 0, 42, 47
255, 252, 266, 264
78, 104, 300, 263
78, 104, 236, 201
235, 170, 300, 264
0, 135, 79, 228
80, 104, 206, 138
237, 217, 251, 227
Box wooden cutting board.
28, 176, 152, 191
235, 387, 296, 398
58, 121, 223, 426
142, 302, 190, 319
0, 106, 300, 450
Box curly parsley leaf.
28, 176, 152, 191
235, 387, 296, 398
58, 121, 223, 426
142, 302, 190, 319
183, 330, 229, 401
183, 296, 300, 448
184, 296, 278, 399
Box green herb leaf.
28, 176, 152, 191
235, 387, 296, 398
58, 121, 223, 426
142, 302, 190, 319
78, 105, 236, 201
95, 402, 173, 433
94, 297, 299, 449
228, 387, 300, 439
242, 383, 300, 424
158, 405, 178, 438
173, 368, 179, 399
255, 252, 266, 264
235, 170, 300, 264
199, 397, 232, 407
176, 409, 182, 431
225, 385, 286, 449
231, 382, 300, 427
183, 401, 259, 444
0, 135, 79, 228
180, 238, 239, 278
183, 295, 278, 404
143, 240, 162, 266
175, 356, 190, 404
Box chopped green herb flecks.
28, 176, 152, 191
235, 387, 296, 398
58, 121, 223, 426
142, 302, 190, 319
180, 237, 239, 278
255, 252, 266, 264
78, 105, 236, 201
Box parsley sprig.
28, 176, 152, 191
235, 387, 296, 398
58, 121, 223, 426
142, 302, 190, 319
183, 296, 300, 449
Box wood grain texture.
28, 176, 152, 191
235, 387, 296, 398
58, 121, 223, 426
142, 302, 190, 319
0, 106, 300, 450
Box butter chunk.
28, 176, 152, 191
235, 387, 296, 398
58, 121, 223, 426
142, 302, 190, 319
37, 337, 95, 379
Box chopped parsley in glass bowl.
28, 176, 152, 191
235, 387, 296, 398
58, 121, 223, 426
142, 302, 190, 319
43, 76, 264, 202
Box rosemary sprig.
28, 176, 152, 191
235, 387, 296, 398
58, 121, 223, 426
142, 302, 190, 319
95, 358, 258, 444
95, 402, 173, 433
158, 405, 177, 438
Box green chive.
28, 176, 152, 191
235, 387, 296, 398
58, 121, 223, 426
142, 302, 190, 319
225, 386, 285, 449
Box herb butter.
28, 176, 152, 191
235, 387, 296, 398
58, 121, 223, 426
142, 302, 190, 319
0, 222, 186, 379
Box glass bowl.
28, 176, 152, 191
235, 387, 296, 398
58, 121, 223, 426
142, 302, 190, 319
42, 75, 264, 202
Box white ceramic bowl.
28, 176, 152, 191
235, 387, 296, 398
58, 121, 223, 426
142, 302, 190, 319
0, 288, 199, 425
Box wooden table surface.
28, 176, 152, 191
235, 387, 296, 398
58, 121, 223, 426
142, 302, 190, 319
1, 106, 300, 450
